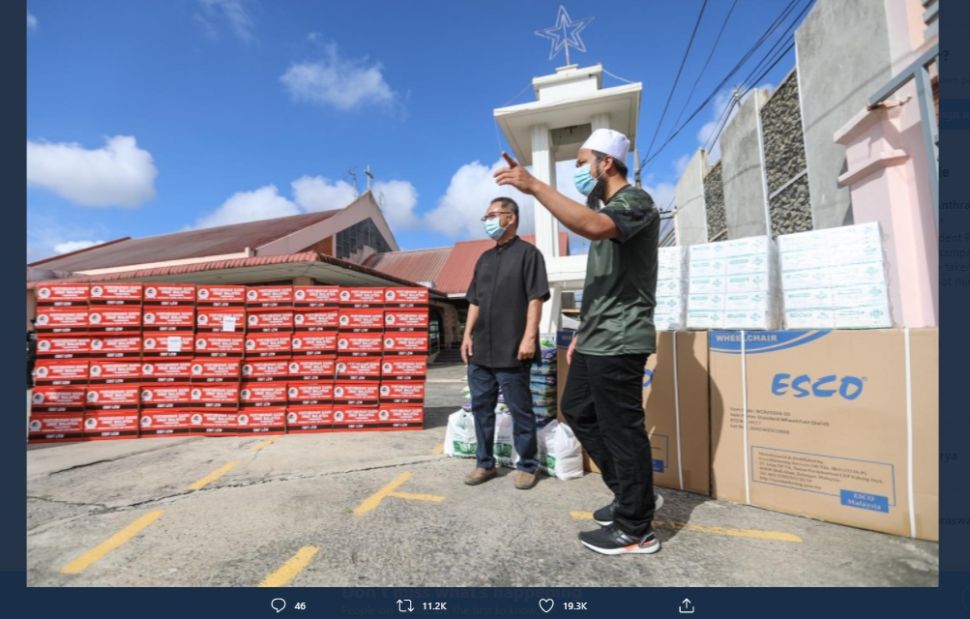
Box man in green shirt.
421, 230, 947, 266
494, 128, 661, 556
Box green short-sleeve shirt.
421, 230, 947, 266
575, 185, 660, 356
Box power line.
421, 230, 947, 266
642, 0, 710, 160
670, 0, 740, 130
637, 0, 810, 171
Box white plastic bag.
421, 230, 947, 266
493, 411, 515, 468
542, 421, 584, 480
444, 409, 477, 458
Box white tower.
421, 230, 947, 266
493, 64, 642, 333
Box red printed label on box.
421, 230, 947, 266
333, 405, 380, 427
83, 410, 140, 437
247, 309, 294, 330
241, 358, 290, 380
33, 359, 89, 384
293, 308, 339, 329
142, 333, 193, 355
379, 381, 426, 402
190, 384, 239, 406
288, 357, 336, 379
333, 381, 380, 403
245, 333, 292, 355
90, 283, 143, 303
338, 308, 384, 330
35, 306, 89, 331
37, 334, 92, 357
384, 309, 429, 329
35, 283, 89, 304
140, 410, 193, 435
194, 333, 245, 356
28, 414, 85, 440
383, 332, 429, 353
286, 405, 333, 431
384, 288, 429, 305
142, 306, 195, 329
144, 284, 196, 304
335, 357, 382, 379
246, 286, 293, 305
291, 331, 337, 354
196, 285, 246, 304
196, 307, 245, 331
338, 287, 384, 306
88, 307, 142, 329
141, 358, 192, 381
191, 358, 241, 380
287, 381, 335, 403
381, 357, 427, 378
31, 386, 86, 410
294, 286, 340, 306
336, 332, 383, 354
236, 407, 286, 431
86, 384, 140, 408
88, 360, 141, 382
240, 382, 288, 405
378, 404, 425, 426
141, 383, 192, 407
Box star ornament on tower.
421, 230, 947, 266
535, 5, 594, 66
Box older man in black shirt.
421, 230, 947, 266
461, 197, 550, 490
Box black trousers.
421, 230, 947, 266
561, 351, 655, 537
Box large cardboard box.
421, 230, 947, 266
642, 332, 711, 496
709, 328, 938, 541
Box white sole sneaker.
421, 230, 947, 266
594, 493, 664, 527
580, 537, 662, 555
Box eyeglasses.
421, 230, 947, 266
480, 211, 513, 222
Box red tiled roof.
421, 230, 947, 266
368, 233, 569, 296
363, 247, 450, 287
27, 209, 342, 272
27, 251, 446, 297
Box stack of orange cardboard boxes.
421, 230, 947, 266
333, 288, 386, 431
286, 286, 340, 433
188, 285, 245, 436
30, 283, 90, 443
379, 288, 429, 430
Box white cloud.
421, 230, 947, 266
291, 175, 357, 212
27, 13, 38, 30
195, 185, 300, 228
281, 43, 396, 111
674, 154, 691, 177
696, 85, 772, 163
644, 181, 676, 212
195, 0, 255, 43
425, 159, 534, 239
53, 240, 106, 254
27, 135, 158, 207
373, 180, 420, 230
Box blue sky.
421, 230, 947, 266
27, 0, 803, 262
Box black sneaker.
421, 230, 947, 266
578, 524, 661, 555
592, 493, 664, 527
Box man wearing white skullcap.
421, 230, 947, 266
494, 128, 661, 556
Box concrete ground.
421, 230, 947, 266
27, 362, 939, 587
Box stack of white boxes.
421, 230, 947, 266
654, 246, 688, 331
686, 236, 780, 330
778, 222, 892, 329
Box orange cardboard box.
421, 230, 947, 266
143, 306, 195, 330
196, 306, 246, 332
89, 283, 142, 304
194, 332, 245, 357
246, 286, 294, 306
141, 383, 192, 408
241, 357, 291, 381
379, 380, 426, 403
86, 384, 140, 410
247, 309, 295, 331
196, 285, 246, 305
332, 404, 381, 431
139, 409, 194, 437
292, 331, 338, 355
293, 286, 340, 307
381, 356, 427, 379
287, 381, 336, 404
190, 358, 242, 382
335, 356, 382, 380
87, 306, 142, 331
377, 403, 425, 430
35, 283, 89, 305
382, 332, 428, 354
35, 306, 89, 332
31, 386, 86, 411
338, 308, 385, 331
383, 288, 429, 306
236, 407, 286, 434
709, 328, 938, 541
144, 283, 196, 305
383, 308, 429, 330
338, 287, 384, 307
142, 332, 193, 357
28, 413, 86, 443
33, 359, 89, 385
89, 359, 141, 383
293, 308, 339, 330
245, 332, 292, 356
240, 381, 289, 406
286, 405, 333, 433
141, 358, 192, 383
335, 332, 382, 355
289, 356, 336, 380
190, 384, 240, 408
84, 410, 140, 440
37, 333, 92, 358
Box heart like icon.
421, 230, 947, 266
538, 598, 555, 614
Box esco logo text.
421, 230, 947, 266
771, 373, 865, 400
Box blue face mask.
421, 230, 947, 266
483, 217, 507, 240
573, 163, 603, 196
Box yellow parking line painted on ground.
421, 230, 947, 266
569, 511, 802, 543
259, 546, 320, 588
389, 491, 446, 503
353, 472, 445, 515
250, 438, 277, 452
432, 443, 444, 455
61, 510, 164, 575
189, 461, 238, 491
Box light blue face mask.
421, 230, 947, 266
573, 162, 603, 196
483, 217, 507, 240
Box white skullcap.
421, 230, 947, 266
581, 128, 630, 161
